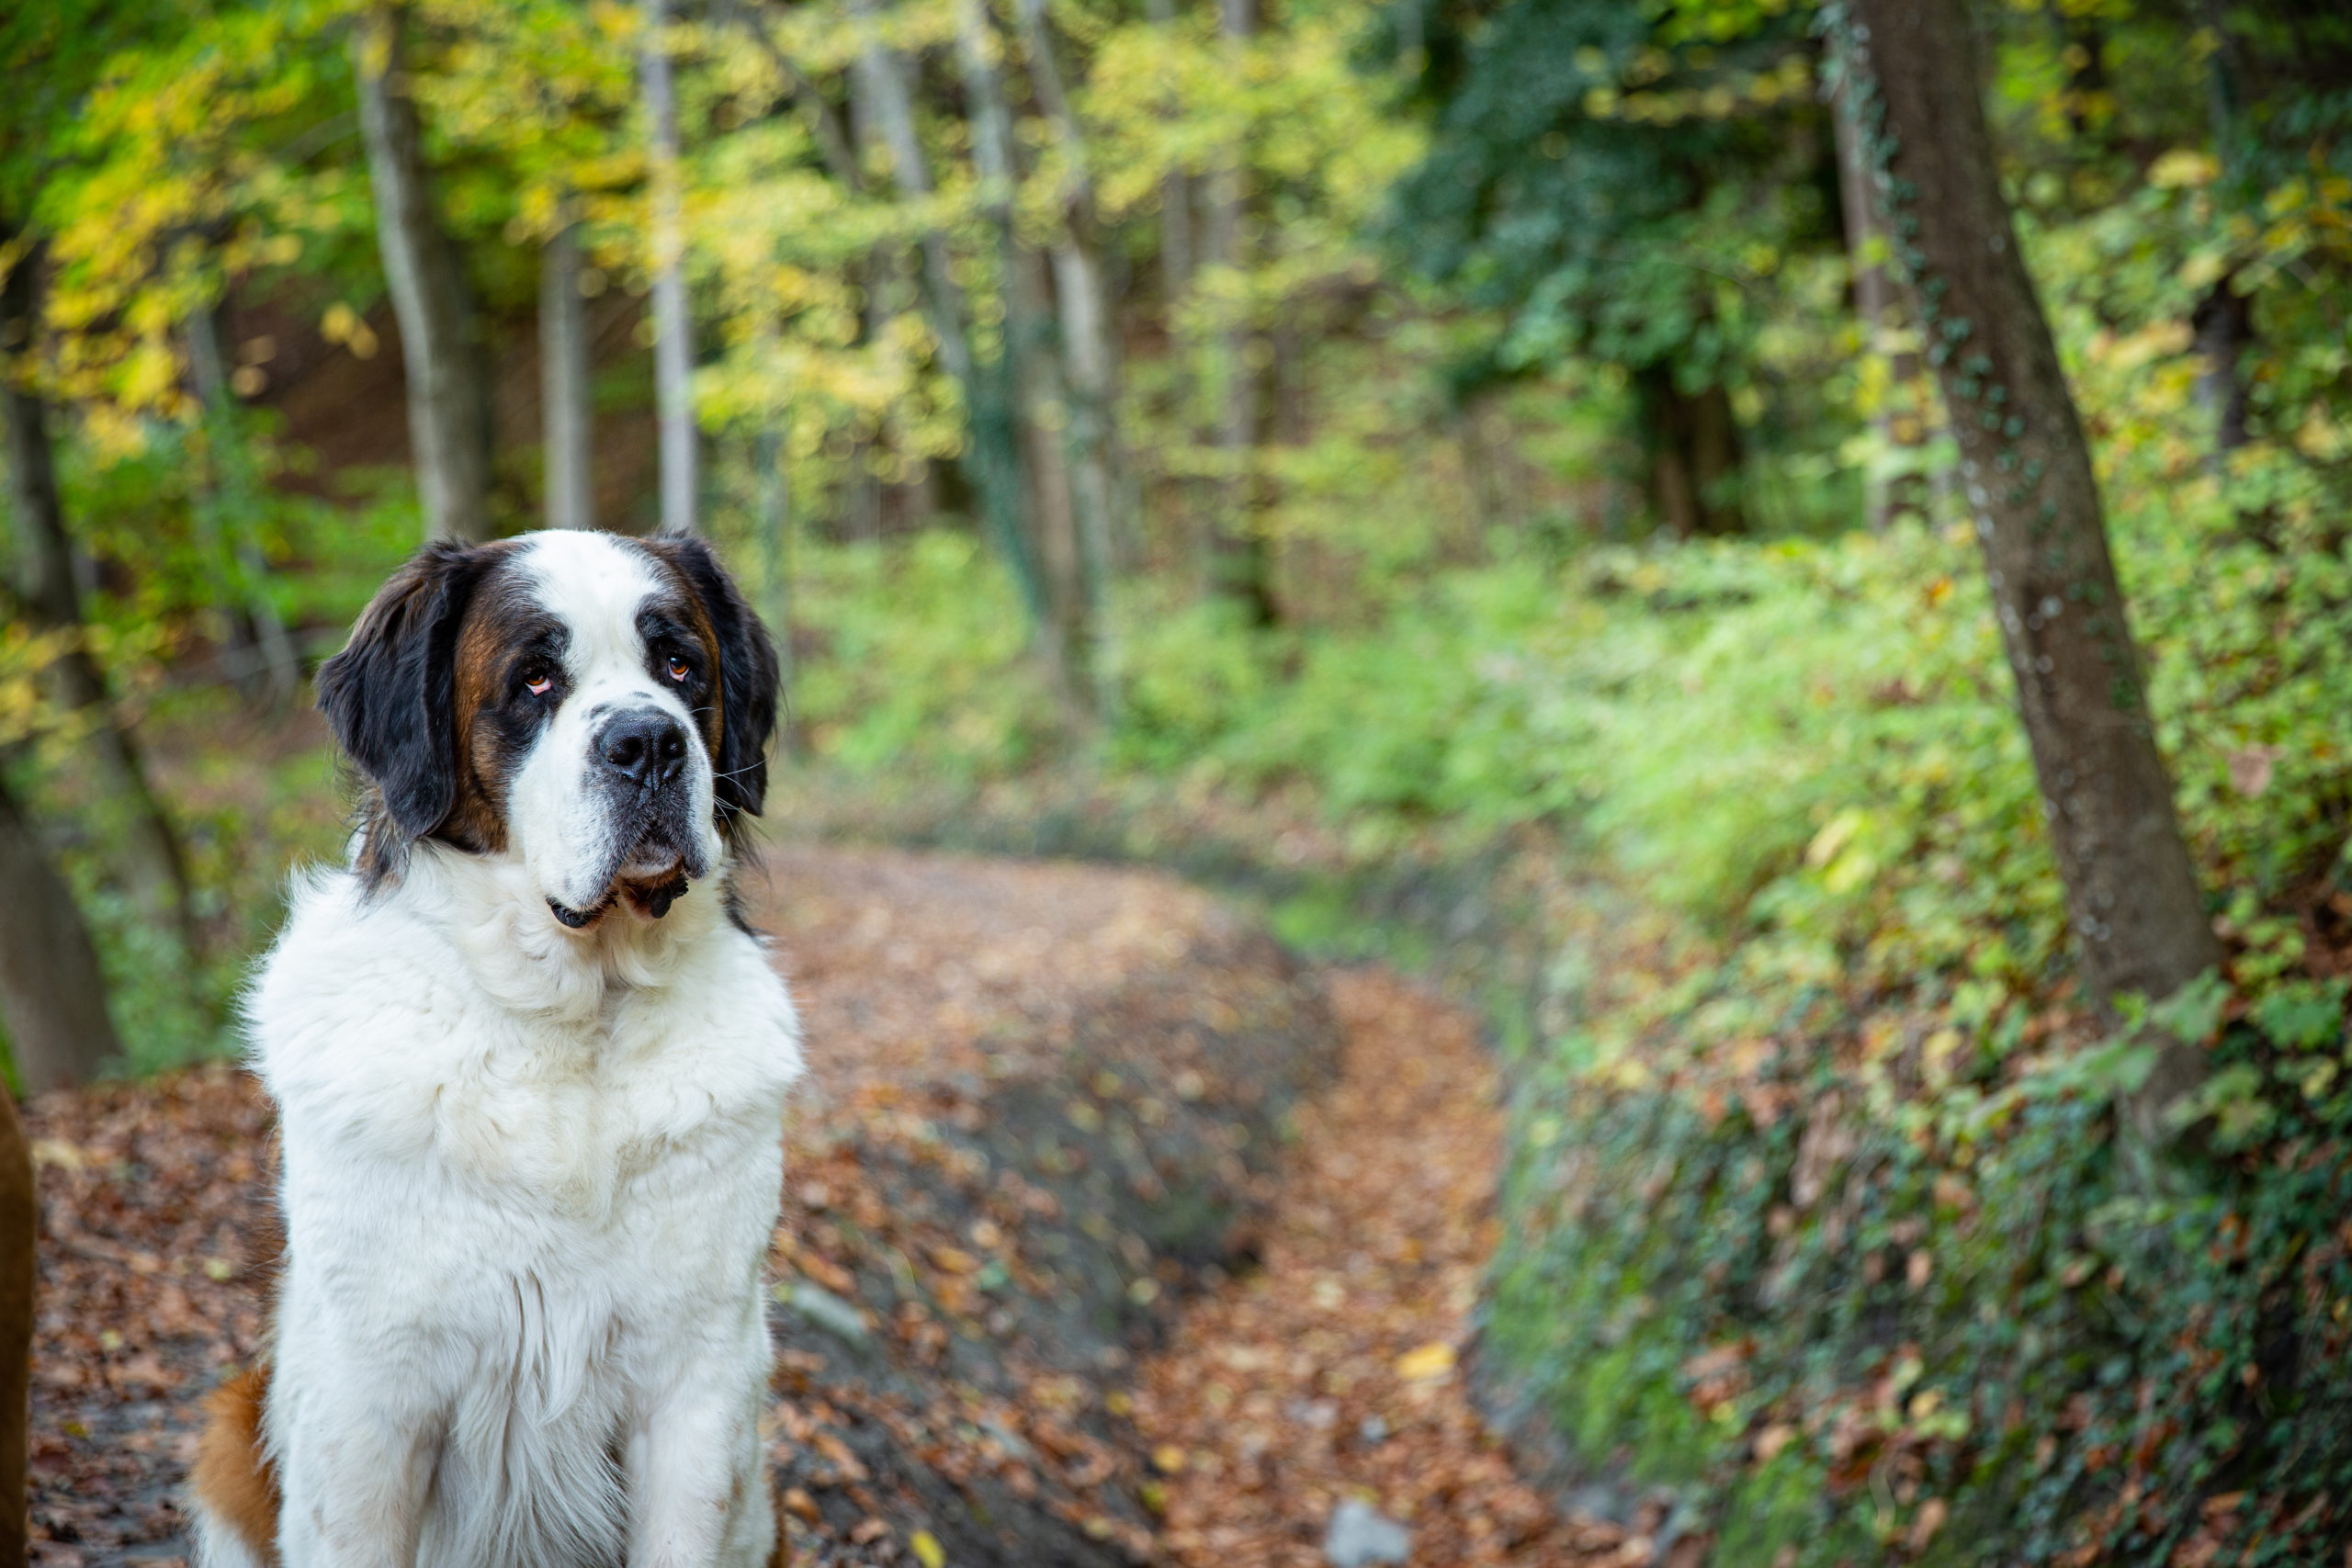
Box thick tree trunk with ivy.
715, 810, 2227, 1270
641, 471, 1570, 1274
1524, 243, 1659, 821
1843, 0, 2219, 1140
642, 0, 698, 535
354, 4, 496, 544
540, 213, 595, 531
1204, 0, 1277, 626
0, 1083, 28, 1565
0, 231, 197, 958
0, 771, 122, 1091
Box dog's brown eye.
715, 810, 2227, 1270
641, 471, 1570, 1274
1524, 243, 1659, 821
665, 656, 691, 682
524, 669, 553, 696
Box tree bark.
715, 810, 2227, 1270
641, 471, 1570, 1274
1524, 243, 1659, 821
1840, 0, 2219, 1140
642, 0, 699, 535
2191, 277, 2253, 458
353, 4, 496, 544
848, 0, 1046, 625
0, 1085, 29, 1567
1144, 0, 1193, 305
1828, 64, 1928, 531
0, 230, 197, 957
1634, 367, 1745, 538
1204, 0, 1276, 626
0, 771, 123, 1092
540, 212, 595, 530
1012, 0, 1124, 700
955, 0, 1095, 713
186, 300, 300, 704
752, 426, 801, 757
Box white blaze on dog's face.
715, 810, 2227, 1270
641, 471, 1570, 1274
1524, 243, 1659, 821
314, 530, 781, 928
506, 533, 722, 921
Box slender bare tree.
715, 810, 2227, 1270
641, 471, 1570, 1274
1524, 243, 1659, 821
0, 1082, 28, 1566
953, 0, 1094, 712
1010, 0, 1124, 695
0, 772, 123, 1091
847, 0, 1045, 625
541, 206, 595, 531
353, 4, 496, 543
1839, 0, 2219, 1147
1145, 0, 1192, 304
1204, 0, 1275, 624
642, 0, 698, 534
185, 299, 300, 702
1826, 62, 1928, 532
1, 225, 197, 957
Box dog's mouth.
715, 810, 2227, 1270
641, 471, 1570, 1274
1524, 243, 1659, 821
548, 832, 696, 931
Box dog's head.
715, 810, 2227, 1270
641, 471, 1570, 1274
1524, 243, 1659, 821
315, 530, 780, 928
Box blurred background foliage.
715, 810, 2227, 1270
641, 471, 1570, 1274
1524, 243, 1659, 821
3, 0, 2352, 1558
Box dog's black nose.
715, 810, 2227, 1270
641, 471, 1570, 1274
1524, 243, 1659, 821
597, 708, 688, 787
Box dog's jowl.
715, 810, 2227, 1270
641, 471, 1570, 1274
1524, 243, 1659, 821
190, 530, 800, 1568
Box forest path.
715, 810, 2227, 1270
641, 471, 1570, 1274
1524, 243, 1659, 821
23, 844, 1618, 1566
1132, 968, 1630, 1568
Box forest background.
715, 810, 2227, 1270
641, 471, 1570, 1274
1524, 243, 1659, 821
2, 0, 2351, 1561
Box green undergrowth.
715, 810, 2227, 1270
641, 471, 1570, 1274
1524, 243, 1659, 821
767, 379, 2352, 1559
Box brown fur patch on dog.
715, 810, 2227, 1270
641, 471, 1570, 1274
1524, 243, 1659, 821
191, 1363, 280, 1564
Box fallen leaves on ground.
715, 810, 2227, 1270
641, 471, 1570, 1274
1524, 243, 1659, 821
20, 849, 1609, 1567
1131, 969, 1632, 1567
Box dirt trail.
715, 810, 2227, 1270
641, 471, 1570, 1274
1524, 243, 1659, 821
21, 846, 1609, 1566
1133, 970, 1628, 1568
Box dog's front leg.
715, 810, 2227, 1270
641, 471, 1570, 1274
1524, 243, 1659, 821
271, 1387, 437, 1568
625, 1343, 775, 1568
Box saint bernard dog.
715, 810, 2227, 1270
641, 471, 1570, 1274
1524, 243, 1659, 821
189, 529, 801, 1568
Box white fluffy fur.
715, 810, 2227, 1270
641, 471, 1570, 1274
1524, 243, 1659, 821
194, 534, 802, 1568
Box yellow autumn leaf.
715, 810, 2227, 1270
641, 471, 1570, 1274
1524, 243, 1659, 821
909, 1529, 945, 1568
2148, 149, 2219, 188
1396, 1341, 1456, 1382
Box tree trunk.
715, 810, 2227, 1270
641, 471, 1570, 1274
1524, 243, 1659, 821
2191, 276, 2253, 458
955, 0, 1095, 713
0, 230, 197, 957
1841, 0, 2219, 1142
186, 300, 300, 704
540, 212, 595, 530
0, 1085, 29, 1567
1144, 0, 1192, 305
752, 426, 801, 758
1012, 0, 1124, 701
1634, 366, 1745, 538
1828, 64, 1928, 531
353, 4, 496, 544
0, 771, 122, 1092
848, 0, 1046, 626
1204, 0, 1276, 626
642, 0, 698, 535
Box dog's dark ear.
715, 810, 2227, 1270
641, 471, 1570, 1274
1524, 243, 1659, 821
650, 534, 780, 823
314, 542, 489, 840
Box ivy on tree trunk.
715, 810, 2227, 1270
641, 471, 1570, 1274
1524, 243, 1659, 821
1838, 0, 2219, 1145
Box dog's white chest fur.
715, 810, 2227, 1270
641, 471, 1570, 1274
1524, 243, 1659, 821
243, 854, 801, 1568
